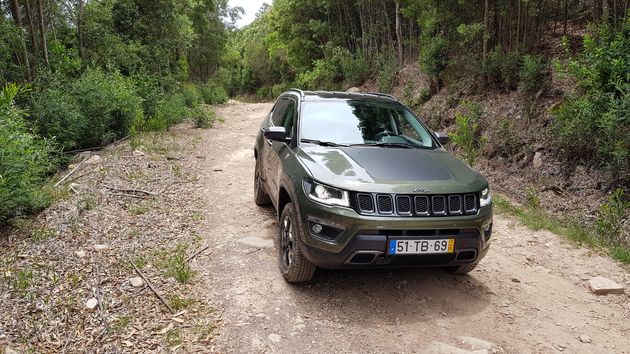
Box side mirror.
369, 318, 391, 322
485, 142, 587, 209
264, 126, 289, 143
434, 132, 450, 145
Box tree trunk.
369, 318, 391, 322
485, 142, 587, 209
24, 0, 37, 53
9, 0, 31, 79
36, 0, 48, 66
483, 0, 490, 86
77, 0, 84, 58
395, 0, 403, 67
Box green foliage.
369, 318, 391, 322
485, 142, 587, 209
30, 87, 86, 151
375, 52, 398, 93
48, 41, 82, 77
296, 59, 339, 90
166, 244, 195, 284
486, 47, 521, 90
200, 81, 228, 104
493, 117, 523, 157
552, 17, 630, 186
181, 83, 203, 108
0, 84, 56, 223
595, 189, 629, 246
518, 54, 549, 94
191, 106, 216, 128
449, 101, 486, 166
419, 36, 448, 91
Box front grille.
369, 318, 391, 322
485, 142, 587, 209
354, 193, 479, 217
377, 195, 394, 214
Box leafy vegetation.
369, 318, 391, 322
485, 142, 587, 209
449, 101, 486, 166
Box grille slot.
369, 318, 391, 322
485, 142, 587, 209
396, 196, 412, 215
432, 196, 447, 216
448, 195, 463, 215
377, 195, 394, 214
464, 194, 477, 214
414, 196, 430, 216
357, 193, 375, 213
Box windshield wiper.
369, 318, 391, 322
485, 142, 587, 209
300, 139, 349, 147
351, 142, 414, 149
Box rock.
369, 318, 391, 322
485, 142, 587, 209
589, 276, 625, 295
292, 323, 306, 332
579, 335, 592, 343
93, 244, 108, 252
268, 333, 281, 344
238, 237, 273, 249
75, 250, 87, 258
85, 297, 98, 310
459, 336, 495, 350
85, 155, 102, 165
4, 347, 19, 354
129, 277, 144, 288
511, 278, 521, 283
428, 341, 488, 354
532, 151, 543, 168
132, 150, 145, 157
346, 87, 360, 93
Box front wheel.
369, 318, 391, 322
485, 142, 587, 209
278, 203, 316, 283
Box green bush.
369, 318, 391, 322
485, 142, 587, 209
552, 17, 629, 186
200, 81, 228, 104
296, 59, 339, 90
376, 52, 398, 93
596, 189, 629, 246
0, 84, 57, 223
191, 106, 215, 128
180, 82, 203, 108
486, 47, 521, 90
449, 100, 486, 166
519, 54, 549, 94
31, 68, 143, 150
419, 36, 449, 92
155, 93, 189, 126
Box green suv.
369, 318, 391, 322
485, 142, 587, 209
254, 90, 493, 282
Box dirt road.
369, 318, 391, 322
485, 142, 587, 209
198, 101, 629, 354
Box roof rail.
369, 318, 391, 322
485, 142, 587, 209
365, 92, 397, 100
287, 88, 305, 100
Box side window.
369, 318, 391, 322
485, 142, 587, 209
282, 100, 297, 138
271, 98, 289, 126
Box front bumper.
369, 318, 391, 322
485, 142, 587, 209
294, 196, 493, 270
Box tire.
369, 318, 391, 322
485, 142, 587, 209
443, 262, 479, 275
278, 203, 316, 283
254, 159, 271, 206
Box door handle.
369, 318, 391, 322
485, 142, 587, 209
267, 139, 273, 146
261, 128, 265, 132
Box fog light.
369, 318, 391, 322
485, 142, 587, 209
312, 224, 323, 234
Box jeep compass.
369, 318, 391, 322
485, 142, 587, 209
254, 89, 493, 282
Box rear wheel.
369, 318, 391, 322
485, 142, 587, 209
443, 262, 479, 275
278, 203, 316, 283
254, 159, 270, 206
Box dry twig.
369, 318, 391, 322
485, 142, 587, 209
131, 262, 175, 314
103, 184, 158, 196
186, 244, 211, 263
55, 157, 89, 187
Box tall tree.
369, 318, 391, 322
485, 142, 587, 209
8, 0, 31, 78
36, 0, 48, 66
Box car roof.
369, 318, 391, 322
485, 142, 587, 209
281, 89, 400, 104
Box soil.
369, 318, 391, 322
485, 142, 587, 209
1, 101, 629, 353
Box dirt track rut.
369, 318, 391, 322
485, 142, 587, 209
198, 101, 630, 354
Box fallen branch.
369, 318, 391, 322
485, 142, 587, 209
103, 184, 158, 196
94, 261, 108, 328
108, 193, 148, 199
55, 157, 88, 187
186, 244, 211, 263
131, 262, 175, 314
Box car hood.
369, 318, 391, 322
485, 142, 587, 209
296, 145, 487, 194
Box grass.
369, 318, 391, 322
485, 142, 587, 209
129, 205, 149, 215
166, 244, 195, 284
169, 295, 195, 311
494, 195, 629, 264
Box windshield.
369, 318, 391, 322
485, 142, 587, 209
300, 100, 436, 149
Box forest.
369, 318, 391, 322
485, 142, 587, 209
1, 0, 629, 226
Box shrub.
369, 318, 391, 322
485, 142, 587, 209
180, 82, 203, 108
376, 52, 398, 93
596, 189, 629, 246
552, 17, 629, 186
518, 54, 549, 94
154, 93, 189, 126
449, 100, 486, 166
30, 87, 86, 151
200, 81, 228, 104
486, 47, 521, 90
71, 68, 144, 148
191, 106, 215, 128
419, 36, 448, 92
0, 84, 57, 223
296, 59, 339, 90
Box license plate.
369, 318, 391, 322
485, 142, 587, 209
388, 239, 454, 255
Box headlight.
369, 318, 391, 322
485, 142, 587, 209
303, 180, 350, 207
480, 187, 492, 207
